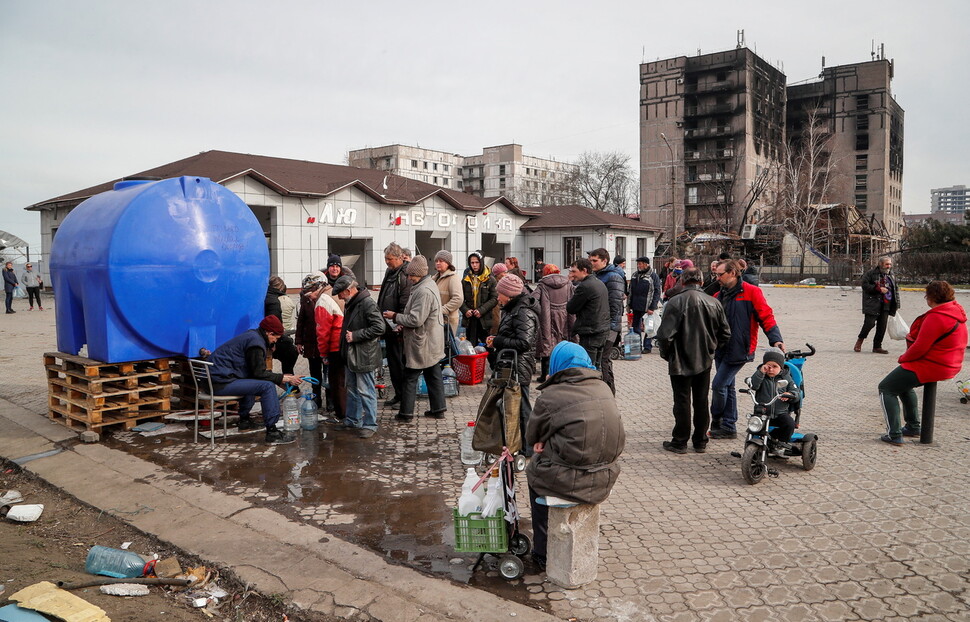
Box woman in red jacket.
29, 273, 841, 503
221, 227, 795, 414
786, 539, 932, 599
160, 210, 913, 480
878, 281, 968, 444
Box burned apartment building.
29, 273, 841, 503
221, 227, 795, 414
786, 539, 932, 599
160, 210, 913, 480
639, 47, 786, 238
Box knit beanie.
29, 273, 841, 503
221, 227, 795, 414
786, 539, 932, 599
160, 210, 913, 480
259, 315, 285, 335
762, 347, 786, 367
496, 274, 524, 298
491, 263, 508, 276
404, 255, 429, 277
326, 253, 342, 268
434, 250, 453, 266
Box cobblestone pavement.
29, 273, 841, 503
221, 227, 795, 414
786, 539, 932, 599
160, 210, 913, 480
1, 287, 968, 621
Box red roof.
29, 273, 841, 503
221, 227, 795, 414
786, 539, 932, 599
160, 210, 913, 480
520, 204, 660, 232
27, 150, 536, 215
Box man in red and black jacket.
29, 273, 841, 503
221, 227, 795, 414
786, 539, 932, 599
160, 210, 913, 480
709, 259, 785, 439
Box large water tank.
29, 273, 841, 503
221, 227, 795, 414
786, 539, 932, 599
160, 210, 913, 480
50, 176, 269, 363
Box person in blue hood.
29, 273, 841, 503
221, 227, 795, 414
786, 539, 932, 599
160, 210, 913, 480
525, 341, 625, 572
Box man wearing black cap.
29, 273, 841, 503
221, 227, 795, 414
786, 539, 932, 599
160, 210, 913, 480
208, 316, 303, 444
324, 254, 359, 295
333, 276, 385, 438
629, 257, 662, 353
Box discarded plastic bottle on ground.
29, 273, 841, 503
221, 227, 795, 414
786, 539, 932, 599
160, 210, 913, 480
282, 393, 300, 431
442, 364, 459, 398
300, 394, 318, 431
480, 467, 503, 518
460, 422, 483, 465
85, 545, 147, 578
458, 468, 483, 516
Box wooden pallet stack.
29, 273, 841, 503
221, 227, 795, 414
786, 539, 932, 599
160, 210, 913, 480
45, 352, 174, 431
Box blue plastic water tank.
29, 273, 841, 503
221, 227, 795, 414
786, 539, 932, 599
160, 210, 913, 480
50, 176, 269, 363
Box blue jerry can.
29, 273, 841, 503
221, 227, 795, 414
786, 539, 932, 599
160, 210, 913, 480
49, 176, 269, 363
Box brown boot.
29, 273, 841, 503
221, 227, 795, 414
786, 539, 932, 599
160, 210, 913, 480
854, 339, 863, 352
873, 347, 889, 354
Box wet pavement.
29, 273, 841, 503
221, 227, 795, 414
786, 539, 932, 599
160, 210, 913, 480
4, 287, 970, 621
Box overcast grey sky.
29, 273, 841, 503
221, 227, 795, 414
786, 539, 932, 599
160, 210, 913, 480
2, 0, 967, 249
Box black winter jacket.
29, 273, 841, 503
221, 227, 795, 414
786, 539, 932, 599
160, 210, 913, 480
656, 286, 732, 376
595, 264, 627, 331
490, 292, 539, 385
629, 268, 661, 312
861, 266, 900, 317
377, 262, 412, 331
264, 285, 286, 321
340, 289, 385, 373
566, 275, 610, 337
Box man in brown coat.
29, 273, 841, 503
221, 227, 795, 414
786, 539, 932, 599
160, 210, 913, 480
525, 341, 625, 570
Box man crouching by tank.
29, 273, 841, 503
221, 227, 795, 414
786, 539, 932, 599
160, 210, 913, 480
525, 341, 625, 571
208, 316, 303, 444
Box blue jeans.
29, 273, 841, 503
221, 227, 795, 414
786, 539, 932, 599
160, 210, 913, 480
344, 369, 378, 430
710, 355, 747, 433
215, 379, 281, 429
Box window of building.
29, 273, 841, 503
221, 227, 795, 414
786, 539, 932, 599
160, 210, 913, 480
687, 187, 699, 204
856, 115, 869, 131
855, 193, 868, 208
526, 167, 531, 175
384, 157, 392, 169
479, 167, 484, 177
499, 164, 506, 175
637, 237, 648, 259
856, 155, 868, 170
855, 174, 867, 188
457, 167, 463, 175
432, 163, 438, 171
615, 237, 626, 263
687, 165, 697, 182
457, 180, 463, 189
434, 176, 439, 184
443, 164, 449, 173
856, 134, 869, 151
499, 177, 506, 189
856, 94, 869, 110
442, 179, 449, 187
423, 161, 429, 169
411, 159, 418, 168
564, 237, 582, 265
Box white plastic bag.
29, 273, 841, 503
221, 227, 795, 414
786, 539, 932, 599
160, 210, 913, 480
888, 313, 909, 341
644, 313, 658, 339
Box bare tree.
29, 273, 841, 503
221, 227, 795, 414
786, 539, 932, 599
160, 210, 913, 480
778, 107, 841, 279
563, 151, 637, 214
688, 141, 777, 234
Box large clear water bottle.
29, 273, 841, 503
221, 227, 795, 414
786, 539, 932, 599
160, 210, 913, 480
282, 393, 300, 431
460, 422, 483, 465
458, 467, 483, 516
300, 393, 318, 431
442, 364, 458, 397
85, 545, 147, 578
622, 331, 642, 360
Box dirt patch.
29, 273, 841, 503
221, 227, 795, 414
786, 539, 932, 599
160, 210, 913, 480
0, 460, 335, 621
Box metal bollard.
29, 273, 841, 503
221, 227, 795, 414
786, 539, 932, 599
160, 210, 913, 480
920, 382, 936, 444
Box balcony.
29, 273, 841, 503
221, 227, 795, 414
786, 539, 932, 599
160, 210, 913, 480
687, 149, 735, 161
684, 103, 737, 117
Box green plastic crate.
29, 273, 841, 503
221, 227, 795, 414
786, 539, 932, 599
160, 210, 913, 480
453, 508, 507, 553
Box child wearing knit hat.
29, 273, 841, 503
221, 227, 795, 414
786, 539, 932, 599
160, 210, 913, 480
748, 347, 800, 456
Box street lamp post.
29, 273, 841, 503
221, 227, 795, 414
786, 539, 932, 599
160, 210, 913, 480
660, 132, 676, 257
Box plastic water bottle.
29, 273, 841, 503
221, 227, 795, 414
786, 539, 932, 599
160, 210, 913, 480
474, 344, 487, 354
300, 394, 318, 431
459, 339, 476, 356
457, 468, 483, 515
282, 393, 300, 431
85, 545, 147, 578
480, 468, 503, 518
442, 364, 458, 397
460, 422, 483, 465
417, 374, 428, 396
623, 332, 642, 360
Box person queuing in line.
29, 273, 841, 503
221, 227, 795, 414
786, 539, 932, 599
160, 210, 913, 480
489, 262, 508, 336
703, 260, 722, 296
565, 258, 610, 366
658, 257, 677, 289
525, 340, 625, 572
710, 259, 785, 439
377, 242, 412, 407
294, 272, 326, 411
587, 248, 626, 395
485, 274, 539, 452
313, 277, 346, 423
20, 263, 44, 311
402, 248, 413, 262
855, 256, 900, 355
208, 315, 303, 444
433, 250, 464, 335
533, 264, 574, 383
740, 258, 760, 286
264, 276, 298, 375
3, 261, 19, 314
332, 276, 386, 439
628, 256, 662, 354
460, 252, 497, 347
877, 280, 967, 444
324, 253, 358, 301
613, 255, 627, 275
505, 256, 527, 281
384, 256, 447, 421
656, 267, 731, 455
662, 259, 695, 300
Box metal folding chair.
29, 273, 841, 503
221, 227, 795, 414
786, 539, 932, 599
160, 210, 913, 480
187, 358, 241, 447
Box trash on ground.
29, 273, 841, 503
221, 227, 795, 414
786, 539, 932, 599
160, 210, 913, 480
100, 583, 150, 597
9, 581, 109, 622
206, 585, 228, 600
153, 556, 183, 578
120, 542, 132, 550
0, 490, 24, 505
797, 278, 817, 285
132, 421, 166, 433
176, 566, 210, 588
6, 505, 44, 523
0, 603, 50, 622
139, 423, 187, 437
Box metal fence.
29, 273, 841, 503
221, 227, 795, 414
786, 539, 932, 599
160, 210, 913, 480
759, 261, 857, 285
